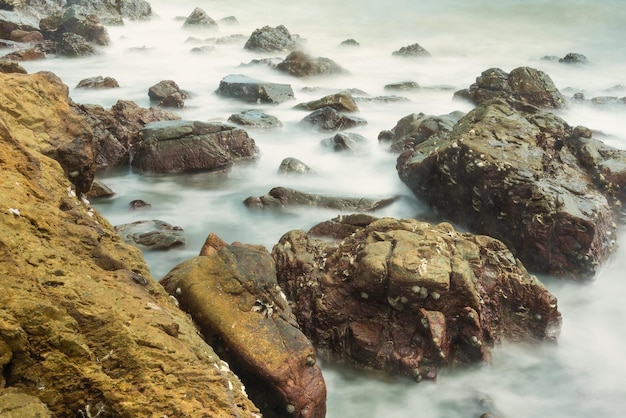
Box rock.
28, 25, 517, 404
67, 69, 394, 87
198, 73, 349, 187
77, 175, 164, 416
243, 186, 397, 211
298, 106, 367, 131
0, 71, 95, 193
9, 28, 42, 43
216, 73, 294, 104
453, 66, 566, 109
218, 16, 238, 25
339, 38, 359, 47
56, 32, 96, 56
228, 109, 283, 128
190, 45, 214, 54
115, 220, 185, 250
278, 157, 315, 175
378, 111, 465, 152
71, 100, 181, 170
161, 245, 327, 418
397, 98, 619, 279
58, 0, 152, 24
271, 216, 561, 380
559, 52, 589, 65
244, 24, 296, 52
131, 120, 258, 173
0, 103, 259, 416
76, 75, 119, 88
0, 59, 26, 73
0, 42, 48, 60
128, 199, 151, 209
384, 81, 420, 92
148, 79, 188, 102
276, 50, 349, 77
294, 92, 359, 112
86, 179, 115, 198
392, 42, 431, 57
320, 132, 368, 153
57, 6, 109, 45
183, 7, 217, 28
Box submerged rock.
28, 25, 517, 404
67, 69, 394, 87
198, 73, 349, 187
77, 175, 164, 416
276, 50, 349, 77
278, 157, 316, 175
76, 75, 119, 89
228, 109, 283, 128
131, 120, 258, 173
244, 186, 397, 212
298, 106, 367, 131
272, 216, 561, 381
378, 111, 464, 152
115, 220, 185, 250
397, 98, 622, 279
320, 132, 368, 153
161, 245, 327, 418
392, 42, 431, 57
294, 91, 359, 112
182, 7, 217, 29
216, 73, 295, 104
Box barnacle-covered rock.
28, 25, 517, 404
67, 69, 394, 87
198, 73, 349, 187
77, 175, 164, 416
272, 216, 561, 381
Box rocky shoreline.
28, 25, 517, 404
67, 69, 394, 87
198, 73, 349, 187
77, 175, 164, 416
1, 1, 625, 417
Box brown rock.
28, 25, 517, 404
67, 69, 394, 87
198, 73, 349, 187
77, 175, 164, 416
272, 216, 561, 381
0, 114, 259, 416
276, 50, 349, 77
161, 246, 327, 418
9, 29, 44, 43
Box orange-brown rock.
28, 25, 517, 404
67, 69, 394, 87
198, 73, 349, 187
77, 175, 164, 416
0, 77, 259, 417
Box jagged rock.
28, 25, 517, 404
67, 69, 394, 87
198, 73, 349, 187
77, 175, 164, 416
378, 111, 465, 152
216, 73, 294, 104
131, 120, 258, 173
298, 106, 367, 131
56, 32, 96, 56
244, 24, 296, 52
294, 92, 359, 112
228, 109, 283, 128
320, 132, 368, 153
392, 42, 431, 57
76, 75, 119, 88
339, 38, 359, 47
59, 0, 152, 24
71, 100, 181, 170
115, 220, 185, 250
0, 71, 95, 193
244, 186, 397, 211
278, 157, 315, 175
559, 52, 589, 65
0, 100, 259, 416
397, 98, 620, 279
182, 7, 217, 28
271, 216, 561, 381
0, 59, 26, 73
453, 66, 566, 109
161, 245, 327, 418
58, 6, 109, 45
276, 50, 348, 77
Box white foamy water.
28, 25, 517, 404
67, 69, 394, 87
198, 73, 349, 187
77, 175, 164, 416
19, 0, 626, 416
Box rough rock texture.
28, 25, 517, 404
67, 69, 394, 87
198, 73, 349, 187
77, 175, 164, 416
320, 132, 368, 153
272, 216, 561, 381
56, 32, 96, 56
244, 186, 397, 212
0, 101, 260, 416
76, 75, 119, 89
183, 7, 217, 28
294, 92, 359, 112
115, 220, 186, 250
392, 43, 431, 57
216, 74, 295, 104
228, 109, 283, 128
60, 0, 152, 24
278, 157, 315, 175
378, 111, 464, 153
298, 106, 367, 131
397, 98, 621, 279
161, 245, 327, 418
0, 71, 95, 193
453, 67, 566, 109
131, 120, 258, 173
72, 100, 181, 170
276, 51, 349, 77
244, 24, 296, 52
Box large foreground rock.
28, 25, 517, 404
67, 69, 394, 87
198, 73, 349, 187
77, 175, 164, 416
131, 120, 258, 173
161, 245, 326, 418
0, 106, 259, 416
397, 98, 623, 279
0, 71, 95, 193
272, 216, 561, 381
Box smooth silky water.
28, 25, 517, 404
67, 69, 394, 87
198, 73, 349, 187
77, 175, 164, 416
21, 0, 626, 416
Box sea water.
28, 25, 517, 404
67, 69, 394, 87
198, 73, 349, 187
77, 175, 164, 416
19, 0, 626, 416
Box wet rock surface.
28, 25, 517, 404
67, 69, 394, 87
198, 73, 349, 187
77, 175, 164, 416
378, 111, 464, 152
244, 186, 397, 211
294, 91, 359, 112
272, 216, 561, 381
299, 106, 367, 131
131, 120, 258, 173
276, 50, 349, 77
392, 42, 431, 57
454, 66, 566, 109
161, 245, 327, 418
115, 220, 186, 250
216, 73, 295, 104
228, 109, 283, 128
244, 24, 297, 52
397, 98, 622, 279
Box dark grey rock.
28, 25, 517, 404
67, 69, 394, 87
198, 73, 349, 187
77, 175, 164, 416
115, 220, 185, 250
276, 50, 349, 77
298, 106, 367, 131
384, 81, 420, 92
183, 7, 217, 28
216, 74, 294, 104
76, 76, 119, 89
228, 109, 283, 128
392, 42, 431, 57
278, 157, 315, 175
559, 52, 589, 65
294, 92, 359, 112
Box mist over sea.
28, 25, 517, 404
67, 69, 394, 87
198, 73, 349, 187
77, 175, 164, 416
21, 0, 626, 416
